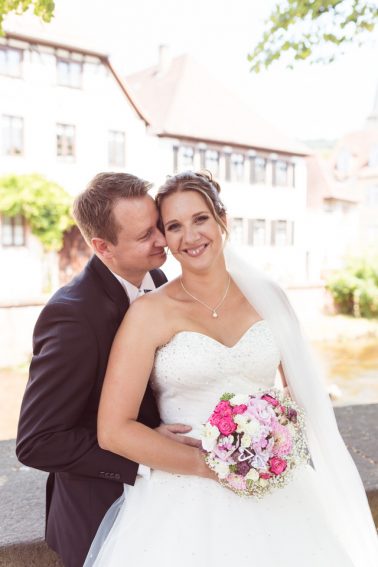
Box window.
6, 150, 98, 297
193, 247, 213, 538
367, 224, 378, 244
0, 46, 22, 77
273, 160, 289, 186
205, 149, 220, 177
1, 215, 25, 246
230, 217, 244, 244
336, 148, 351, 175
56, 123, 75, 159
368, 145, 378, 168
178, 145, 194, 170
230, 153, 245, 182
248, 219, 266, 246
271, 220, 288, 246
251, 156, 266, 184
2, 115, 23, 156
365, 185, 378, 206
108, 130, 125, 167
57, 58, 82, 88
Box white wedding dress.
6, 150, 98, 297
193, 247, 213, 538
86, 320, 354, 566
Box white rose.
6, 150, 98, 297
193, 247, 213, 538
201, 423, 219, 452
246, 468, 259, 482
229, 394, 250, 407
245, 418, 261, 438
259, 478, 268, 487
213, 459, 230, 479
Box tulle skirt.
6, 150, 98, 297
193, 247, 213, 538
85, 464, 354, 566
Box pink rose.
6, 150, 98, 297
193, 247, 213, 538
215, 400, 233, 417
261, 394, 279, 407
218, 417, 237, 436
209, 412, 221, 426
259, 472, 272, 480
232, 404, 247, 415
269, 456, 287, 476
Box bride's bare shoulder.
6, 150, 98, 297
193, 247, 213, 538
121, 279, 181, 346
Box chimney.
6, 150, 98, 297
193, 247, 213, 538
157, 44, 170, 75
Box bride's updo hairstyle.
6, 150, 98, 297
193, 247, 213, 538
156, 170, 228, 235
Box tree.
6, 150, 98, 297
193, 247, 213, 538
248, 0, 378, 73
0, 173, 73, 250
0, 0, 55, 34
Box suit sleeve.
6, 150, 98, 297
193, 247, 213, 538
16, 301, 139, 485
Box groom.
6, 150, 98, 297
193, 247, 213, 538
16, 172, 193, 567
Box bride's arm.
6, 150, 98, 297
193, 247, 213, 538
98, 296, 212, 479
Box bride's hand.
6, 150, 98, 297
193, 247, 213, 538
156, 423, 201, 448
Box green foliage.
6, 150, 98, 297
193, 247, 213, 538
248, 0, 378, 73
326, 254, 378, 318
0, 0, 55, 34
0, 173, 73, 250
220, 393, 235, 401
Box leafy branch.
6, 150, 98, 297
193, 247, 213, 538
0, 0, 55, 35
248, 0, 378, 73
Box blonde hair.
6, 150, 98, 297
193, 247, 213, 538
156, 170, 228, 235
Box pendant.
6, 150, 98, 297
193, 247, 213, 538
212, 311, 218, 318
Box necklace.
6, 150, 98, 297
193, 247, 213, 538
180, 274, 231, 318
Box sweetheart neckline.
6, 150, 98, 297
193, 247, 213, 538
163, 319, 267, 350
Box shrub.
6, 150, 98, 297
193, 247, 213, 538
326, 255, 378, 319
0, 173, 73, 250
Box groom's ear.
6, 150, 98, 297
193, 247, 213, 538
91, 237, 113, 259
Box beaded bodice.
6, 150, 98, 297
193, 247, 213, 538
151, 320, 281, 436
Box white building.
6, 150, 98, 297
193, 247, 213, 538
126, 48, 311, 284
0, 31, 154, 302
0, 33, 315, 306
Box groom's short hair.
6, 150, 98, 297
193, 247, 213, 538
73, 172, 152, 245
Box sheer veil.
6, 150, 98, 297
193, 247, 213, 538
225, 243, 378, 567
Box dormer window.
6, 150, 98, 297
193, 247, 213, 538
57, 58, 82, 88
368, 145, 378, 168
336, 148, 351, 175
0, 46, 22, 77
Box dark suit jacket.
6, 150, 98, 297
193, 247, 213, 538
16, 256, 167, 567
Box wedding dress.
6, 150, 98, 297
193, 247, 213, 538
86, 320, 355, 566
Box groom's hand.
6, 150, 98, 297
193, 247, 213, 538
156, 423, 201, 448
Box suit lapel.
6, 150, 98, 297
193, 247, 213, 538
87, 255, 129, 317
150, 269, 168, 288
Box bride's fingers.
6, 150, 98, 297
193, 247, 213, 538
156, 423, 192, 435
175, 435, 201, 448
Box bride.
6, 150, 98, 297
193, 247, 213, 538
85, 171, 377, 566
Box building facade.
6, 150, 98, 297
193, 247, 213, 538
0, 32, 152, 302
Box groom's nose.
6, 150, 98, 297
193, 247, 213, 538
154, 228, 167, 247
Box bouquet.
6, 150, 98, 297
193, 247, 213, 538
201, 389, 309, 497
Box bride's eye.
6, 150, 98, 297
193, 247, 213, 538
195, 215, 209, 224
166, 223, 180, 232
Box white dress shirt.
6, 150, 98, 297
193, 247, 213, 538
111, 270, 156, 480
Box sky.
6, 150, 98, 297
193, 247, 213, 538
5, 0, 378, 142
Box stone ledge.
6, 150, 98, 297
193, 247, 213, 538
0, 404, 377, 565
0, 542, 62, 567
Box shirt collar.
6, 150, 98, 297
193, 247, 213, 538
111, 271, 155, 304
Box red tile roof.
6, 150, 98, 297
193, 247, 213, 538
126, 54, 310, 156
